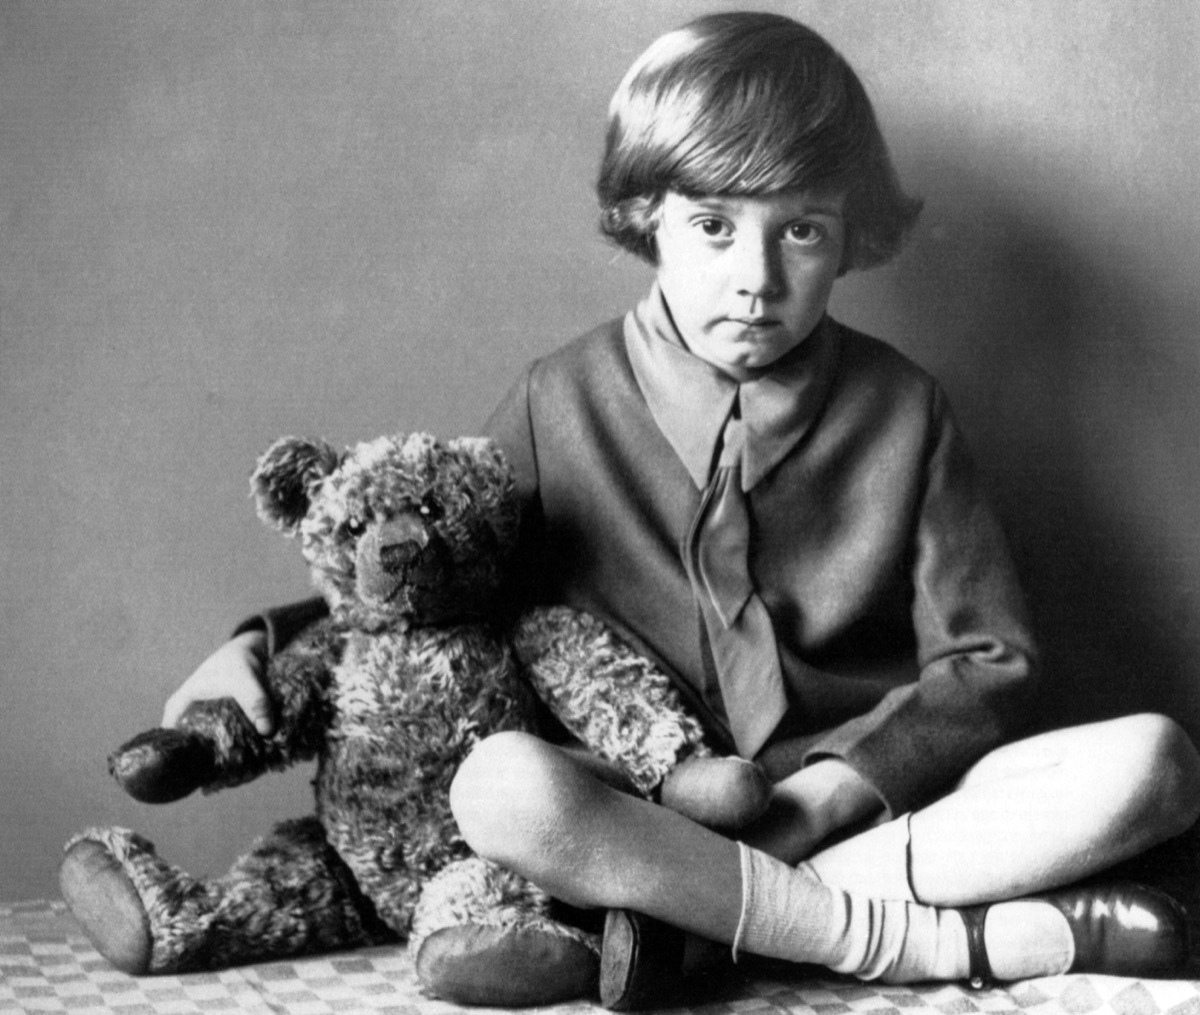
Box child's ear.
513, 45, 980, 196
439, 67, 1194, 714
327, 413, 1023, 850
251, 437, 342, 533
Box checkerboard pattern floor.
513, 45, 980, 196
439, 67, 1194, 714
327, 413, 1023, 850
5, 901, 1200, 1015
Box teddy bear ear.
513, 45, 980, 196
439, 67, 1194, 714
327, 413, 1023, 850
251, 436, 342, 533
447, 437, 513, 487
447, 436, 520, 543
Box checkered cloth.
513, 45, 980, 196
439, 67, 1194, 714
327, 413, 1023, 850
5, 901, 1200, 1015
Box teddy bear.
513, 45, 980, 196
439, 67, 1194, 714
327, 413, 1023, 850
59, 431, 770, 1006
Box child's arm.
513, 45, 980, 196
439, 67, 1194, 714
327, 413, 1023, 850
747, 757, 884, 864
800, 387, 1039, 818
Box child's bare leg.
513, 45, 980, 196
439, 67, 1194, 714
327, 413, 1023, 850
454, 731, 973, 983
453, 723, 1195, 987
452, 731, 745, 937
806, 714, 1200, 905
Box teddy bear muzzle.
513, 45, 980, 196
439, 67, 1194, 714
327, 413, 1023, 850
356, 513, 435, 606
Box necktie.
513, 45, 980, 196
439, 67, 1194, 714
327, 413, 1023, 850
684, 413, 789, 758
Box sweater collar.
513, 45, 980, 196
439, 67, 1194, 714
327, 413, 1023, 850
624, 283, 840, 492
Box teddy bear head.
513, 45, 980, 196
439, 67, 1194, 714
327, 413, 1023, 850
251, 433, 519, 631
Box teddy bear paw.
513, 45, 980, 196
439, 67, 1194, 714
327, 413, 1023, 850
416, 923, 599, 1006
660, 755, 771, 829
108, 728, 216, 804
60, 834, 153, 975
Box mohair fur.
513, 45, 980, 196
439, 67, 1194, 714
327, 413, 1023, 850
512, 606, 712, 796
65, 819, 393, 972
63, 434, 594, 981
63, 432, 738, 1000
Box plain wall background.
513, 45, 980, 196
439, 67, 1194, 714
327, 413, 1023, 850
3, 1, 1199, 901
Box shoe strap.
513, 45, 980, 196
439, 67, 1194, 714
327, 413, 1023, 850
959, 905, 994, 990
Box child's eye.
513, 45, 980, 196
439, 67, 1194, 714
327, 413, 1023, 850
786, 222, 824, 245
695, 217, 731, 239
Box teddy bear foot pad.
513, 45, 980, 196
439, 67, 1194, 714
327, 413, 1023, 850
416, 922, 600, 1006
60, 837, 153, 975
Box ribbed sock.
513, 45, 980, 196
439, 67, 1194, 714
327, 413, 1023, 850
733, 843, 969, 983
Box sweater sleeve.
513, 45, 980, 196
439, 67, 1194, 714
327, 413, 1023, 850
232, 597, 329, 656
800, 388, 1040, 816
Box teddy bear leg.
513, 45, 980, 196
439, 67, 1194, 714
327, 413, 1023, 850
61, 818, 394, 975
193, 816, 398, 968
411, 857, 600, 1006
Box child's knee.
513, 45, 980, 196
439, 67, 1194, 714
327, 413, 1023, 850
1146, 715, 1200, 826
450, 731, 563, 863
1114, 714, 1200, 833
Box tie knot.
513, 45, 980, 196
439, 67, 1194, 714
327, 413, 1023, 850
718, 417, 746, 470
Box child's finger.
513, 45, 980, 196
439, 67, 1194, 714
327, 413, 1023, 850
160, 687, 190, 729
237, 688, 276, 737
160, 631, 273, 734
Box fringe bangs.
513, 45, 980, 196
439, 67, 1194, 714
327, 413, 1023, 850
597, 12, 922, 270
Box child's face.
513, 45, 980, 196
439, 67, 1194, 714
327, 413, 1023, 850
653, 189, 845, 380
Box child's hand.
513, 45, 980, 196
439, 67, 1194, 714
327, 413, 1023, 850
746, 758, 884, 864
162, 629, 274, 736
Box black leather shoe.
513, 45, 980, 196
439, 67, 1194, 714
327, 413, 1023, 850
962, 880, 1189, 987
1040, 881, 1189, 977
599, 909, 686, 1010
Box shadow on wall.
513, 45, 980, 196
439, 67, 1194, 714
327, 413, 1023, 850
881, 144, 1200, 740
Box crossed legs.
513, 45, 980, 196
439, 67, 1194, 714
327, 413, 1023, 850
450, 713, 1200, 982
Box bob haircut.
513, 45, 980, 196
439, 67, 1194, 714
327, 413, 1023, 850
597, 12, 922, 272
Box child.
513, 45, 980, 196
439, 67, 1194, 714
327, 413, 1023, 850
164, 12, 1200, 1008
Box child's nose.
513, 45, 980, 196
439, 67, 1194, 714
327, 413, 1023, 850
732, 237, 782, 298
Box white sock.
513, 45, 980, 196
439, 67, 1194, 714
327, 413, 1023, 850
733, 843, 968, 983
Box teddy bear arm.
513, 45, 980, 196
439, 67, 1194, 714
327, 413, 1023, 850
515, 609, 772, 830
108, 724, 221, 803
513, 607, 712, 798
108, 620, 343, 803
170, 620, 342, 792
105, 694, 273, 803
255, 617, 343, 762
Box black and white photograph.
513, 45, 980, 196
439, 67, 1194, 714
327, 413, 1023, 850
3, 2, 1200, 1012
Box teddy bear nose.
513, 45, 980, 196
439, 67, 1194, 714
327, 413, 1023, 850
377, 515, 429, 573
381, 541, 420, 570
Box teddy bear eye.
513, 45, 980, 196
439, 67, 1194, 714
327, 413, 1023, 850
343, 518, 367, 538
419, 500, 443, 520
